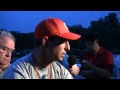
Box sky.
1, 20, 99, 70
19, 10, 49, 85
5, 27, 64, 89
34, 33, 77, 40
0, 11, 120, 33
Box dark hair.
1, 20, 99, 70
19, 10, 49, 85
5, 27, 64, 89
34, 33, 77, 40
34, 36, 59, 47
82, 32, 99, 43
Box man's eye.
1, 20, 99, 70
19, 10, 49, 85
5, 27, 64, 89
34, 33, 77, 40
2, 47, 7, 51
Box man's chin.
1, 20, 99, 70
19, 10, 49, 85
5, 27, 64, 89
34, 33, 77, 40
57, 58, 63, 62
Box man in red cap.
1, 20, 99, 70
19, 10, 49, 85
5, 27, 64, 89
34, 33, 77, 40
2, 18, 81, 79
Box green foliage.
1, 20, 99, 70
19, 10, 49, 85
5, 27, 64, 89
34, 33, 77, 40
68, 12, 120, 57
10, 31, 34, 52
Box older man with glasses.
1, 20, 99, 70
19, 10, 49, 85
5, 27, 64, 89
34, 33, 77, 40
0, 30, 15, 79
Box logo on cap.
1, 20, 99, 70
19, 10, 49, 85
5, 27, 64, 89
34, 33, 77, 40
63, 22, 68, 30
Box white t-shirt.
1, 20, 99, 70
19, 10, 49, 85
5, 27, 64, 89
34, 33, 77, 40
2, 52, 73, 79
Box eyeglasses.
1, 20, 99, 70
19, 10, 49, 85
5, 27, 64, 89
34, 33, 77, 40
0, 45, 15, 53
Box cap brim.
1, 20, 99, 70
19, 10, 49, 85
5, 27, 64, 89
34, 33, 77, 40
57, 32, 81, 40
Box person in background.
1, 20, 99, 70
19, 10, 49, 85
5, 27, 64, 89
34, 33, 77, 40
2, 18, 81, 79
0, 30, 15, 79
80, 32, 114, 79
60, 53, 81, 76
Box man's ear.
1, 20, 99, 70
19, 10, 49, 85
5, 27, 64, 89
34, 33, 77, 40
42, 36, 49, 46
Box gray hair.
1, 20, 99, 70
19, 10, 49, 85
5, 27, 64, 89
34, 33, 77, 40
0, 30, 15, 42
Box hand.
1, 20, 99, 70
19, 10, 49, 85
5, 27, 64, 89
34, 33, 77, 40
81, 60, 93, 69
69, 64, 80, 76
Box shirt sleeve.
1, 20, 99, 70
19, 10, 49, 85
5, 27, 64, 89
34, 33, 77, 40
60, 65, 73, 79
55, 61, 73, 79
2, 69, 27, 79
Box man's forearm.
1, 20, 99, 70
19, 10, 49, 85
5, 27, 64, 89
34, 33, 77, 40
90, 64, 111, 78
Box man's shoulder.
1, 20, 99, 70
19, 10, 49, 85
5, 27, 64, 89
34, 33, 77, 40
52, 61, 67, 70
13, 53, 32, 64
101, 47, 112, 55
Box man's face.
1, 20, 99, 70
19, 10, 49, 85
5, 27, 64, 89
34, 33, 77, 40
0, 35, 15, 68
47, 37, 70, 62
84, 40, 94, 52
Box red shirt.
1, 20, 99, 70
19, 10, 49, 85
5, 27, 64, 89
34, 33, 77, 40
82, 47, 114, 79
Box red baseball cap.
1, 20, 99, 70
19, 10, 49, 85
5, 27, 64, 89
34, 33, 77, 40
34, 18, 81, 40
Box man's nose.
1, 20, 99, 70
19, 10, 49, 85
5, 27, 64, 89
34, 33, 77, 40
65, 41, 70, 51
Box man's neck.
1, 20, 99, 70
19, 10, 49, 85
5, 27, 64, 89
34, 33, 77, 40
0, 64, 8, 71
94, 45, 100, 55
32, 51, 50, 68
